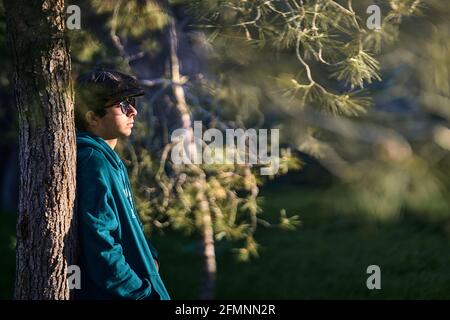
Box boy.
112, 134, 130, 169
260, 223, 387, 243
74, 69, 170, 300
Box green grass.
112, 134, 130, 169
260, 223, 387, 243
2, 185, 450, 299
154, 185, 450, 299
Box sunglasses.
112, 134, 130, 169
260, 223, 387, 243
106, 97, 136, 115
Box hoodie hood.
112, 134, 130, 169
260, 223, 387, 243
76, 130, 122, 170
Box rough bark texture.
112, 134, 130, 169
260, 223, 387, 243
4, 0, 77, 300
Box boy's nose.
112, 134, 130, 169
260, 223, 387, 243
128, 105, 138, 117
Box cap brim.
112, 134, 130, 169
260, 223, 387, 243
105, 88, 145, 106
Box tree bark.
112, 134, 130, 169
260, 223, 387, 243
197, 180, 217, 300
4, 0, 77, 300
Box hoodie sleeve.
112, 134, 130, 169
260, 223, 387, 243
77, 150, 155, 300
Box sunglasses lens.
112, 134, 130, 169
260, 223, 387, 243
119, 98, 137, 115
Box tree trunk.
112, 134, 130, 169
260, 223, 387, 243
166, 15, 217, 300
4, 0, 77, 300
198, 181, 217, 300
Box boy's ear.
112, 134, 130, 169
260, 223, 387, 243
85, 110, 98, 127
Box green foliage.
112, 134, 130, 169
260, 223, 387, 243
184, 0, 450, 224
276, 74, 372, 116
186, 0, 421, 115
417, 27, 450, 120
68, 30, 103, 62
279, 208, 301, 231
331, 50, 381, 90
331, 157, 449, 219
92, 0, 169, 37
124, 142, 301, 259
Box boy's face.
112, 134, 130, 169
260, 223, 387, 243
86, 102, 137, 140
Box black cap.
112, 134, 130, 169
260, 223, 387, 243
76, 69, 144, 111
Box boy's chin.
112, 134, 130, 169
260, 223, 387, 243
119, 129, 132, 138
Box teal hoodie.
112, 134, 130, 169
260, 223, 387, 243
75, 130, 170, 300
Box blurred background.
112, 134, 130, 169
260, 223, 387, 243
0, 0, 449, 299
